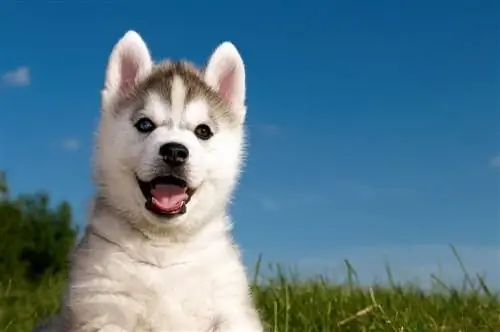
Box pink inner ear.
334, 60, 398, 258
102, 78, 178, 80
218, 67, 235, 104
119, 54, 139, 95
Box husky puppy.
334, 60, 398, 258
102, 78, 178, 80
35, 31, 263, 332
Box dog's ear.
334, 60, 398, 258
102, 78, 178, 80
101, 30, 152, 110
204, 42, 246, 121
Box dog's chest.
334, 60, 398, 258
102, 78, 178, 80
135, 256, 222, 331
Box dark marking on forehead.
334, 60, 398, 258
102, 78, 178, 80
138, 61, 211, 103
128, 60, 235, 124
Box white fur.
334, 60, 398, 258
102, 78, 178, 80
35, 31, 262, 332
170, 75, 187, 124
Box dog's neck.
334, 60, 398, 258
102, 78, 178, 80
86, 195, 233, 267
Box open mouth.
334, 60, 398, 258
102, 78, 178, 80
137, 175, 194, 217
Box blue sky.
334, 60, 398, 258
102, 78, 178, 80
0, 1, 498, 287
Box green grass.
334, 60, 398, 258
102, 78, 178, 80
1, 254, 499, 332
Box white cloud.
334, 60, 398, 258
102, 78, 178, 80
257, 124, 282, 136
256, 245, 500, 290
259, 197, 280, 211
490, 155, 500, 168
1, 66, 30, 87
245, 190, 324, 212
338, 181, 415, 201
62, 139, 80, 151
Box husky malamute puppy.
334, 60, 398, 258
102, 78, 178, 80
36, 30, 263, 332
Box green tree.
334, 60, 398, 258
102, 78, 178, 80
0, 171, 8, 198
0, 171, 77, 282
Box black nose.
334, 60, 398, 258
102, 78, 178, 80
159, 142, 189, 167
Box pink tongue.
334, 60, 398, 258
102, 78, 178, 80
151, 184, 188, 212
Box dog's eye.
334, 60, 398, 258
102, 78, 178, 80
134, 118, 156, 133
194, 124, 213, 140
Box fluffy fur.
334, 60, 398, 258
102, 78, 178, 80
35, 30, 263, 332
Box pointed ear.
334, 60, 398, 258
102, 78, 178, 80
204, 42, 246, 120
102, 30, 152, 109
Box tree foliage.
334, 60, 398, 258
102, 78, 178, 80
0, 171, 78, 282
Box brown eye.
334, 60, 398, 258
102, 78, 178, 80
194, 124, 213, 140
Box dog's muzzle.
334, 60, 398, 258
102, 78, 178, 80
137, 175, 195, 218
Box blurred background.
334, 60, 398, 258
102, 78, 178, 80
0, 0, 498, 290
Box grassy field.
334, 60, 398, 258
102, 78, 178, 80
1, 256, 499, 332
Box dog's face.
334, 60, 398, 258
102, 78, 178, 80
94, 31, 247, 235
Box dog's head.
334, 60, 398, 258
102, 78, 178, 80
94, 31, 247, 236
